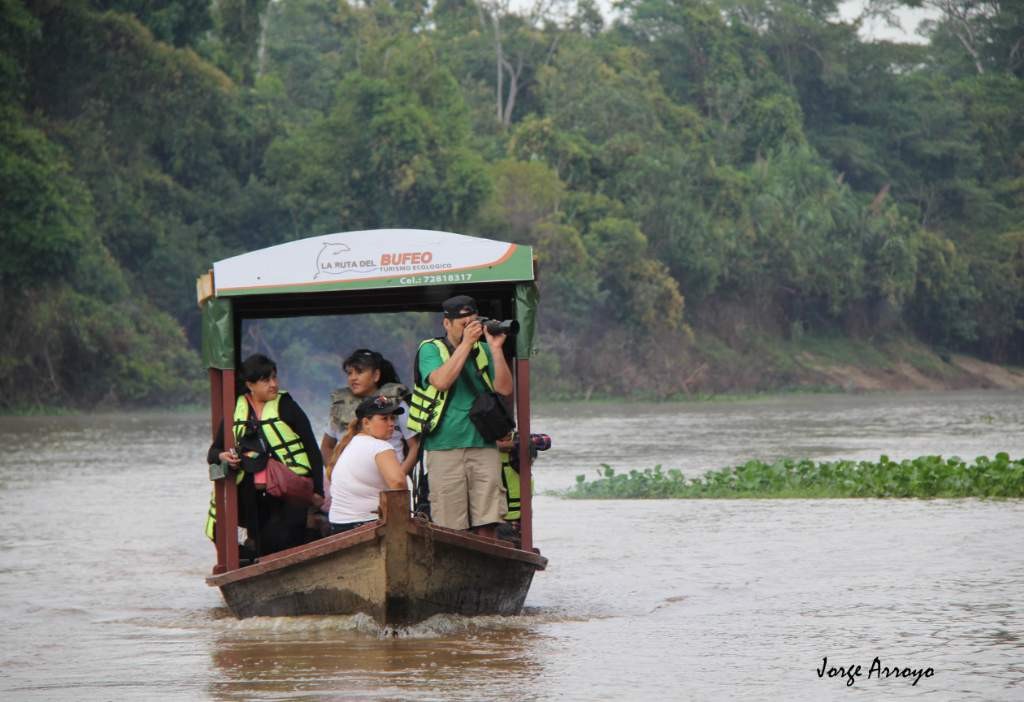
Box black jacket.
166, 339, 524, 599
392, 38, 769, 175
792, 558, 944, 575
207, 392, 324, 496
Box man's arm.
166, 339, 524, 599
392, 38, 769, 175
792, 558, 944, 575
485, 329, 513, 396
395, 403, 420, 475
400, 435, 421, 475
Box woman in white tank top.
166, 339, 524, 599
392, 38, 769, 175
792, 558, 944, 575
327, 395, 410, 533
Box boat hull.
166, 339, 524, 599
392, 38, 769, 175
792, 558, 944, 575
207, 490, 546, 625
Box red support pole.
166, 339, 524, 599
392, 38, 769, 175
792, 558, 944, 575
515, 359, 533, 552
209, 369, 221, 441
221, 369, 239, 571
210, 369, 228, 574
211, 368, 239, 573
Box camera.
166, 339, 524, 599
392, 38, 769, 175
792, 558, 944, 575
478, 317, 519, 335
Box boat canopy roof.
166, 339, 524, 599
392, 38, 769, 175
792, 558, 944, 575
197, 229, 538, 369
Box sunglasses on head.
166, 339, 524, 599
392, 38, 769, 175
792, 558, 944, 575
345, 349, 381, 369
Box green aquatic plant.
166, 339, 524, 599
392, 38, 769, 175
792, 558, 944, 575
566, 454, 1024, 499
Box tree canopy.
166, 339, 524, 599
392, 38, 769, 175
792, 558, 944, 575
1, 0, 1021, 407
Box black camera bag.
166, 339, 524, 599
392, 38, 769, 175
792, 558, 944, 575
467, 356, 515, 442
469, 390, 516, 442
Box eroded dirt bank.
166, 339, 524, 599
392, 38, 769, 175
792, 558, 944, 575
794, 353, 1024, 392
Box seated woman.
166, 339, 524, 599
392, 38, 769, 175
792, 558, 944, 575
207, 354, 324, 556
327, 395, 410, 534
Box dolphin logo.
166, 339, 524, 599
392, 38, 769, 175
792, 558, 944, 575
314, 242, 377, 278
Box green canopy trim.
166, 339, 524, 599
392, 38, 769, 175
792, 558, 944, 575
201, 297, 234, 370
515, 282, 539, 359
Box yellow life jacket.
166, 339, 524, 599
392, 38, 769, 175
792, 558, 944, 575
500, 450, 536, 522
205, 491, 216, 541
500, 452, 521, 521
205, 392, 311, 541
233, 392, 311, 476
204, 464, 244, 542
407, 338, 493, 435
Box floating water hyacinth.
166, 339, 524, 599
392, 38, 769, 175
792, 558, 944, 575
567, 454, 1024, 499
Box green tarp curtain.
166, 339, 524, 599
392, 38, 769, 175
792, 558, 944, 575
515, 283, 539, 359
201, 297, 234, 370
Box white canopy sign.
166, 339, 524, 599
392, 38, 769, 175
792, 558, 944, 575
212, 229, 533, 296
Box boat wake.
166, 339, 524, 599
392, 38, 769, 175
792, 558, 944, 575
194, 610, 565, 638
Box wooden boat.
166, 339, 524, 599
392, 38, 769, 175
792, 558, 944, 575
198, 229, 546, 624
207, 490, 546, 624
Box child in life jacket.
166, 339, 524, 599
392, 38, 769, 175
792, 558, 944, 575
495, 432, 551, 546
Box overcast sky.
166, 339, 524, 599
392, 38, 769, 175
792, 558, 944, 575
838, 1, 940, 44
573, 0, 941, 44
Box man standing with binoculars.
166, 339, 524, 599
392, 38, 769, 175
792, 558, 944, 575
407, 295, 513, 538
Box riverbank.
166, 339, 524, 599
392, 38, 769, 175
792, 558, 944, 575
4, 332, 1023, 414
528, 325, 1024, 400
682, 332, 1024, 396
0, 403, 208, 416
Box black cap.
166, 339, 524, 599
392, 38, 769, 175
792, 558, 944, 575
355, 395, 405, 419
442, 295, 478, 319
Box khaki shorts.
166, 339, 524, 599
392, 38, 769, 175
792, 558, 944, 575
427, 447, 507, 529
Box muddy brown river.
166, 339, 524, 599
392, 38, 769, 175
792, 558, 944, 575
1, 390, 1022, 700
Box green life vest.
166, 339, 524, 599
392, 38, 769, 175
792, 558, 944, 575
500, 452, 521, 521
205, 489, 217, 541
233, 392, 311, 476
204, 453, 245, 543
407, 338, 493, 435
206, 392, 312, 541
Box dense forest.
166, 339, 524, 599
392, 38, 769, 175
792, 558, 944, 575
1, 0, 1022, 408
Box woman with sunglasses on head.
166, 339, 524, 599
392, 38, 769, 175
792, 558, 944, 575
327, 395, 410, 533
321, 349, 421, 478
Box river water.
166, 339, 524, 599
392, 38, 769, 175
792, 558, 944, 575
1, 390, 1022, 700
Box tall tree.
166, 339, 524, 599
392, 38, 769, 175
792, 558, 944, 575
208, 0, 272, 85
469, 0, 567, 127
91, 0, 212, 47
265, 37, 491, 233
